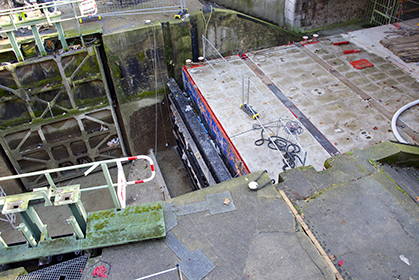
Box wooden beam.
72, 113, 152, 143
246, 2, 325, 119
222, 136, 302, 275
279, 189, 344, 280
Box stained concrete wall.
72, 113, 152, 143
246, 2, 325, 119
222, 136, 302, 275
196, 10, 301, 56
287, 0, 369, 31
102, 24, 175, 156
212, 0, 287, 26
213, 0, 368, 31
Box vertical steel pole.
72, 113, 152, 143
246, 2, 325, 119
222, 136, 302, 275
45, 173, 56, 189
66, 216, 85, 239
247, 77, 250, 105
26, 206, 49, 241
68, 199, 87, 235
101, 163, 121, 210
71, 3, 85, 47
19, 211, 42, 242
17, 223, 37, 247
0, 232, 8, 248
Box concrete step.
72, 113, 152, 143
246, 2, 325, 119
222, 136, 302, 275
279, 152, 374, 201
382, 164, 419, 205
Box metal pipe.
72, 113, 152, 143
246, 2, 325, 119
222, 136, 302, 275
0, 233, 8, 248
242, 76, 244, 104
246, 77, 251, 101
66, 216, 85, 239
17, 223, 37, 247
0, 155, 148, 182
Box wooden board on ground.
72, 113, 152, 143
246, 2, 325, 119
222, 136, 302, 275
380, 34, 419, 63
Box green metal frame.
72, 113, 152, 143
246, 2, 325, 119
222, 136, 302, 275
0, 0, 95, 61
369, 0, 400, 25
0, 156, 164, 264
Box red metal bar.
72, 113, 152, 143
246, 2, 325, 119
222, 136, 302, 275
343, 49, 360, 54
333, 41, 349, 45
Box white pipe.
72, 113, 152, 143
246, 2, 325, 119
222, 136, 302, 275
391, 99, 419, 143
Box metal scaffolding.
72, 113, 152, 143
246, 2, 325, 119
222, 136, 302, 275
367, 0, 419, 26
0, 0, 98, 61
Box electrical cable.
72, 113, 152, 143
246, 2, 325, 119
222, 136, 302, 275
253, 120, 304, 171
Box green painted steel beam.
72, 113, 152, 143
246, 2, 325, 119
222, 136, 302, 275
0, 202, 166, 265
30, 25, 47, 57
55, 22, 69, 51
5, 31, 24, 62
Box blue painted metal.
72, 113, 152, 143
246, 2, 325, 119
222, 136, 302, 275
182, 67, 250, 176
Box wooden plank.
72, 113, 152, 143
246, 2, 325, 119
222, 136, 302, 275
380, 35, 419, 63
279, 189, 344, 280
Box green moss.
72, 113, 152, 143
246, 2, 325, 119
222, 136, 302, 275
397, 186, 409, 197
0, 114, 31, 129
93, 220, 109, 231
75, 96, 108, 107
138, 52, 145, 62
294, 203, 303, 215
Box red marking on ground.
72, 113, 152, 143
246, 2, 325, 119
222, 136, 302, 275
93, 266, 108, 279
350, 59, 374, 69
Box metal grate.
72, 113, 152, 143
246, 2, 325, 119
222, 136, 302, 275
16, 254, 90, 280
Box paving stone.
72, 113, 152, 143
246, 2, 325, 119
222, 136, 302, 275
368, 72, 389, 81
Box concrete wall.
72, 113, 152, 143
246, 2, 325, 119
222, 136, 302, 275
213, 0, 368, 31
196, 9, 300, 56
103, 24, 175, 156
215, 0, 287, 26
287, 0, 369, 31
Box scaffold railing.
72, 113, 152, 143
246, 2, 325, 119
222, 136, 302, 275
367, 0, 419, 26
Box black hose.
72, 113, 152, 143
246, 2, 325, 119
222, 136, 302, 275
254, 127, 303, 171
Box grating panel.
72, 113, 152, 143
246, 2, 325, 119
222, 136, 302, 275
16, 254, 90, 280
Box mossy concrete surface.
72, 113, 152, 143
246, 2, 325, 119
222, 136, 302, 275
80, 171, 335, 279
0, 267, 27, 280
278, 141, 419, 279
0, 202, 165, 266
